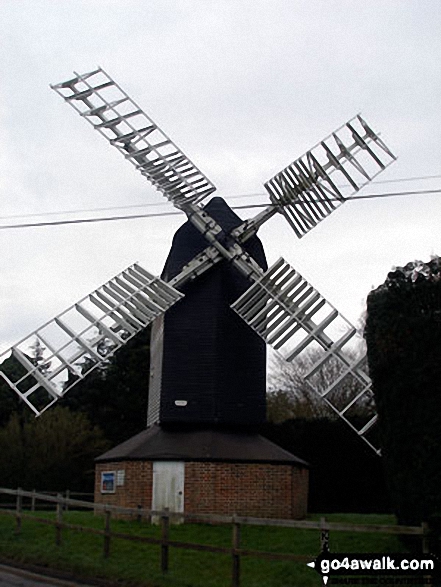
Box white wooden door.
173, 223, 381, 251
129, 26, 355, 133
152, 461, 185, 523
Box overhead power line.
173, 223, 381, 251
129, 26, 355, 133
233, 188, 441, 210
1, 174, 440, 223
361, 173, 441, 185
0, 188, 440, 231
0, 210, 181, 230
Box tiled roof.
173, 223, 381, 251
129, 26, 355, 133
96, 425, 308, 466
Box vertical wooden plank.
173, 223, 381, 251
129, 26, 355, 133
31, 489, 36, 512
231, 516, 241, 587
65, 489, 70, 511
104, 509, 111, 558
160, 508, 170, 573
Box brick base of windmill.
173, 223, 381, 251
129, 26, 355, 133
94, 426, 309, 519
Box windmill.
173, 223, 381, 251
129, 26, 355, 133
0, 67, 395, 463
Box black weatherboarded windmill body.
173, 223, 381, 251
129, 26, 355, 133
148, 196, 268, 428
0, 68, 396, 518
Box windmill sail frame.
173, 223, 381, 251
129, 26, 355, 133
0, 264, 183, 416
0, 67, 398, 454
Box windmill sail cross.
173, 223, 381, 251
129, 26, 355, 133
47, 68, 398, 454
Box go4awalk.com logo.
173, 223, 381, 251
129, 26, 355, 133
307, 553, 439, 585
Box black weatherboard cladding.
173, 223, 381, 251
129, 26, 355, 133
159, 197, 268, 427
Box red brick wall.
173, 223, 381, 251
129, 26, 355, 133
184, 462, 308, 519
95, 460, 308, 519
292, 466, 309, 519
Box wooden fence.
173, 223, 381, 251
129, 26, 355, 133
0, 487, 430, 587
0, 489, 93, 511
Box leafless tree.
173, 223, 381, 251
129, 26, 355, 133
267, 346, 375, 423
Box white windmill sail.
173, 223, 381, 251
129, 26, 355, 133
245, 115, 395, 239
51, 68, 267, 284
0, 264, 183, 416
51, 68, 216, 207
231, 258, 379, 454
227, 114, 396, 246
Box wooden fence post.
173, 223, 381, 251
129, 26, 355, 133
422, 521, 430, 554
56, 494, 63, 546
64, 490, 70, 511
319, 517, 330, 587
15, 488, 23, 535
421, 521, 435, 586
320, 517, 329, 553
231, 515, 241, 587
104, 508, 111, 558
160, 508, 170, 573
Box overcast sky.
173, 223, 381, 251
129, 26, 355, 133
0, 0, 440, 356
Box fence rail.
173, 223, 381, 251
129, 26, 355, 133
0, 487, 430, 587
0, 489, 93, 511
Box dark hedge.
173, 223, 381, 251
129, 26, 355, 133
262, 418, 390, 513
364, 257, 441, 528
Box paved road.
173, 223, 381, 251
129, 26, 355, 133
0, 565, 97, 587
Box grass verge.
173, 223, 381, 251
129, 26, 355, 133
0, 511, 407, 587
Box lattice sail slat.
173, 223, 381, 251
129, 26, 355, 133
264, 115, 396, 238
231, 257, 379, 453
0, 264, 183, 416
51, 68, 216, 207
